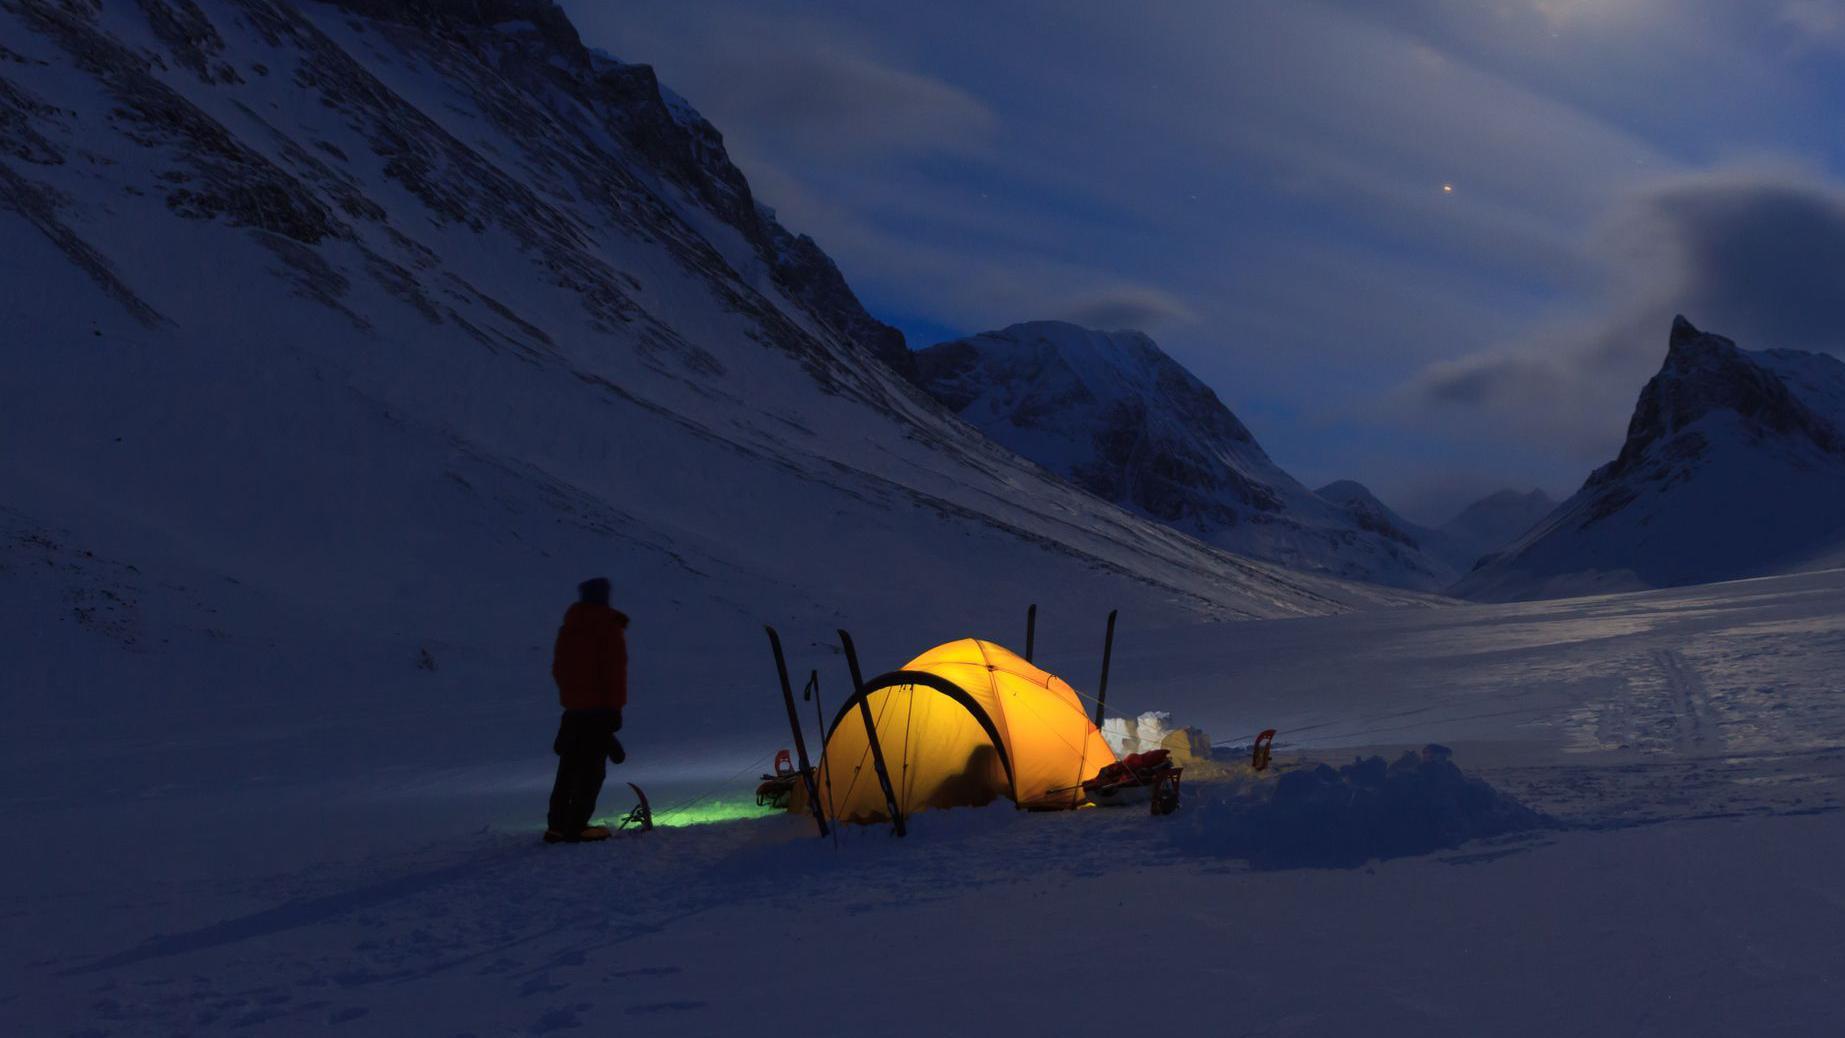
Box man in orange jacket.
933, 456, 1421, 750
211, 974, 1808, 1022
545, 577, 628, 843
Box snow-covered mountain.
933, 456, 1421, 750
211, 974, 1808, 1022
1438, 489, 1556, 569
1455, 316, 1845, 600
2, 0, 1432, 763
1317, 481, 1558, 576
914, 322, 1458, 589
1314, 479, 1461, 568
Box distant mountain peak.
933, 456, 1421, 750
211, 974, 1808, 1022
914, 324, 1457, 590
1316, 479, 1375, 499
1455, 317, 1845, 600
1437, 487, 1557, 571
1316, 481, 1423, 550
1604, 316, 1839, 486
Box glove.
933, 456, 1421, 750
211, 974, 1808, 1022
608, 735, 626, 765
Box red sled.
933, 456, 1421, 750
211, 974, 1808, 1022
1084, 748, 1183, 815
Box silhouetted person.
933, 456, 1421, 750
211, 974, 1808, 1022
545, 577, 628, 843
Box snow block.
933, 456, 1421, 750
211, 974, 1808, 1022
1167, 745, 1548, 869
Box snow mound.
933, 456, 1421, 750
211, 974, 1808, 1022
1169, 745, 1549, 868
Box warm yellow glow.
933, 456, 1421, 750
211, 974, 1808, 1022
1442, 184, 1454, 193
799, 639, 1117, 824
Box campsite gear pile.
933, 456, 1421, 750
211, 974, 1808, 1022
746, 608, 1313, 837
1083, 747, 1184, 815
763, 607, 1205, 836
755, 750, 800, 809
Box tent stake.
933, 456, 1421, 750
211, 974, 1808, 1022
1025, 603, 1037, 662
1092, 609, 1118, 728
765, 626, 830, 839
838, 629, 907, 837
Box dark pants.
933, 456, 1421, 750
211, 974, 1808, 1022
547, 708, 621, 832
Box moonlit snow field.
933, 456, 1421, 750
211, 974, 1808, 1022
6, 568, 1842, 1035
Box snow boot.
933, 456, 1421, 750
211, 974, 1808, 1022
543, 825, 611, 844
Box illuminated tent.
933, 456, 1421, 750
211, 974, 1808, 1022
795, 639, 1117, 823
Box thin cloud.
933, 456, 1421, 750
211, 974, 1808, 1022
1406, 166, 1845, 465
1053, 288, 1198, 333
702, 47, 997, 159
574, 7, 996, 162
1780, 0, 1845, 45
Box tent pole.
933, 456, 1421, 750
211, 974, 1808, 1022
1025, 603, 1037, 662
765, 626, 829, 839
1092, 609, 1118, 728
838, 629, 907, 837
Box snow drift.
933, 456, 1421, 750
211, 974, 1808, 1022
1168, 746, 1548, 869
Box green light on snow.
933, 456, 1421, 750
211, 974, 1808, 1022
655, 798, 778, 828
593, 797, 779, 830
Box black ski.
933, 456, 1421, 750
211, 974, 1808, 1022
1024, 603, 1037, 662
1092, 609, 1118, 727
838, 628, 906, 837
802, 668, 840, 849
765, 626, 830, 839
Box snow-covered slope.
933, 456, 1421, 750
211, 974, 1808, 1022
1455, 316, 1845, 600
915, 322, 1457, 589
1, 0, 1431, 771
1315, 478, 1474, 574
1438, 488, 1557, 569
11, 561, 1845, 1035
1318, 481, 1559, 575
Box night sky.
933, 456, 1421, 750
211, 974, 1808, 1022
564, 1, 1845, 522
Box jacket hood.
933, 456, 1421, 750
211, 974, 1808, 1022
564, 602, 628, 627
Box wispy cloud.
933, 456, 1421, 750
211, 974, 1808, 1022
1780, 0, 1845, 46
1053, 287, 1198, 333
581, 8, 996, 162
566, 0, 1845, 520
1406, 165, 1845, 461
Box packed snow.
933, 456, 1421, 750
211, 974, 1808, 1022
5, 569, 1844, 1035
6, 3, 1845, 1035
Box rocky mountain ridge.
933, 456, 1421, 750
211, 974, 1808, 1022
1455, 316, 1845, 600
915, 322, 1458, 590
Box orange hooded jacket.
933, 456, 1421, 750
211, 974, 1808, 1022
551, 603, 628, 711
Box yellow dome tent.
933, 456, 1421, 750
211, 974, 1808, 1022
796, 638, 1118, 823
